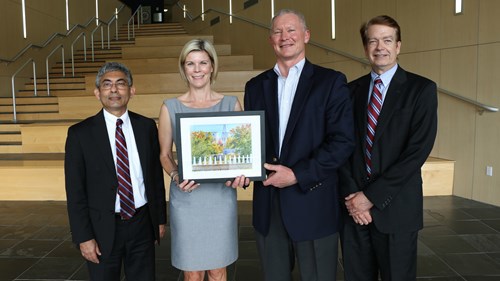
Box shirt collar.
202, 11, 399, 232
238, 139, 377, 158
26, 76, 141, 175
273, 58, 306, 78
103, 109, 130, 125
371, 64, 398, 86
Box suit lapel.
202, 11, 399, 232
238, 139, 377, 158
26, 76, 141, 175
91, 110, 116, 176
353, 75, 371, 150
280, 61, 313, 156
373, 67, 407, 145
263, 70, 280, 155
129, 112, 148, 177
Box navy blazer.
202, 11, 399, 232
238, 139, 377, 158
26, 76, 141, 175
65, 110, 166, 257
340, 66, 438, 234
244, 60, 354, 241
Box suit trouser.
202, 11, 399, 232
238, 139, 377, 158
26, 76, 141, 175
341, 221, 418, 281
256, 193, 339, 281
87, 206, 155, 281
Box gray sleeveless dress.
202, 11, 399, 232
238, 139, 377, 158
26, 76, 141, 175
165, 96, 238, 271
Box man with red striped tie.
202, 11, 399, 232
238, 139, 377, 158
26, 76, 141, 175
65, 62, 166, 280
340, 15, 438, 280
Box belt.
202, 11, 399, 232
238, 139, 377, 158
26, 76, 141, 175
115, 204, 146, 220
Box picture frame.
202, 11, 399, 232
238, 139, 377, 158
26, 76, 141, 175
175, 110, 266, 183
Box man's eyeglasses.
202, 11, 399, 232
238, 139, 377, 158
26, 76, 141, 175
100, 80, 129, 90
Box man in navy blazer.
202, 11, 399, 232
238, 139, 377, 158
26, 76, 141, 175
339, 15, 438, 280
65, 62, 166, 280
244, 9, 354, 281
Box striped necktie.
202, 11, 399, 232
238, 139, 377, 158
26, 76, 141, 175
365, 78, 383, 177
116, 118, 135, 219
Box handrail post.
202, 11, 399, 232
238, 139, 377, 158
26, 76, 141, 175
11, 59, 37, 122
46, 44, 65, 96
71, 32, 86, 77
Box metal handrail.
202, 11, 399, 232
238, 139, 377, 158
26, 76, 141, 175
128, 5, 143, 40
0, 4, 126, 64
0, 17, 94, 64
11, 59, 37, 122
46, 44, 65, 96
71, 32, 87, 77
175, 4, 498, 114
91, 22, 106, 62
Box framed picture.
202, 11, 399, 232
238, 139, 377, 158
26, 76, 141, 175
175, 110, 266, 182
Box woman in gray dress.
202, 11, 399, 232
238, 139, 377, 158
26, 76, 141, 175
158, 39, 249, 281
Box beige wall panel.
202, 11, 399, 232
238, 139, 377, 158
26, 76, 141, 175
440, 46, 478, 100
440, 0, 479, 49
398, 51, 441, 89
360, 0, 396, 23
336, 0, 365, 59
395, 0, 441, 53
435, 95, 476, 198
472, 43, 500, 205
473, 113, 500, 206
478, 0, 500, 43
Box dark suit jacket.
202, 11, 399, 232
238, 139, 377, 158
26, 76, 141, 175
244, 60, 355, 242
65, 110, 166, 257
340, 66, 438, 234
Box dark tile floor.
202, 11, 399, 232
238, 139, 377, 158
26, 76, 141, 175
0, 196, 499, 280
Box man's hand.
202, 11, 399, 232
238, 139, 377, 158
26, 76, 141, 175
79, 239, 101, 263
262, 163, 297, 188
345, 192, 374, 225
159, 224, 166, 239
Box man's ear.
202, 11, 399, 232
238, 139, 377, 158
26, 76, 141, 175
94, 88, 100, 100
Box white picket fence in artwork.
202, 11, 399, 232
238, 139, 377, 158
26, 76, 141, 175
192, 154, 252, 166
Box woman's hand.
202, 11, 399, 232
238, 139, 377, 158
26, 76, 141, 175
178, 178, 200, 193
225, 175, 250, 189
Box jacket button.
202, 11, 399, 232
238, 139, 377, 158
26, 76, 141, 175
272, 157, 278, 162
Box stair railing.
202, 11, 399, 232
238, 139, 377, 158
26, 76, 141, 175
45, 44, 65, 96
91, 22, 107, 62
127, 6, 143, 40
11, 59, 37, 122
174, 3, 498, 114
71, 32, 87, 77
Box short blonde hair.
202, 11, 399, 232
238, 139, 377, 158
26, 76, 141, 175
178, 39, 219, 85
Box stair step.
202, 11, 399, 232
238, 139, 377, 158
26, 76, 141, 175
0, 104, 59, 113
0, 97, 58, 105
17, 89, 86, 97
24, 83, 84, 91
32, 77, 85, 83
0, 124, 21, 132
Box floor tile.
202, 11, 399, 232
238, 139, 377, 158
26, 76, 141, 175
462, 208, 500, 220
444, 220, 498, 235
0, 239, 62, 258
460, 234, 500, 253
17, 257, 83, 279
0, 257, 39, 280
439, 253, 500, 276
481, 219, 500, 232
419, 235, 478, 254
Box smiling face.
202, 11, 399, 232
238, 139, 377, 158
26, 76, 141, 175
183, 50, 213, 89
94, 70, 135, 117
364, 24, 401, 75
269, 12, 310, 66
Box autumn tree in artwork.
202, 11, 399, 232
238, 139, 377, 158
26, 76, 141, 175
225, 124, 252, 156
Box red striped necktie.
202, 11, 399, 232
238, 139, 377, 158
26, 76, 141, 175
116, 118, 135, 219
365, 78, 383, 177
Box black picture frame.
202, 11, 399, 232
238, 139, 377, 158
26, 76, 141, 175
175, 110, 266, 183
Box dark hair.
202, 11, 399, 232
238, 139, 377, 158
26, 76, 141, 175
360, 15, 401, 47
95, 62, 133, 88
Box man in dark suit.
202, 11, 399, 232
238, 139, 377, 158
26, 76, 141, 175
339, 15, 438, 280
65, 62, 166, 281
244, 9, 354, 281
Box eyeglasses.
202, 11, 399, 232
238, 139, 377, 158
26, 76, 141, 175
100, 80, 129, 90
